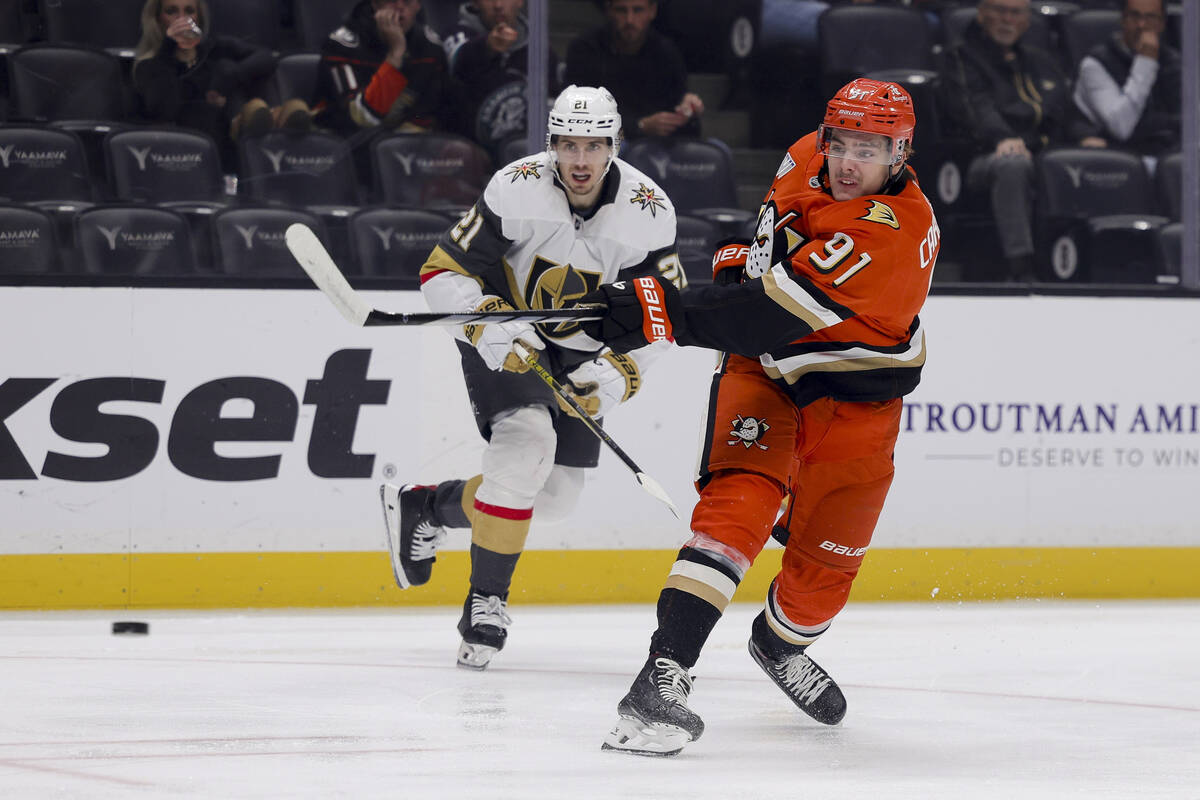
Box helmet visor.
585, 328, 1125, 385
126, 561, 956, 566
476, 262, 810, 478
817, 125, 904, 166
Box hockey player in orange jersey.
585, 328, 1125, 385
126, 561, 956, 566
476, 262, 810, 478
581, 78, 941, 756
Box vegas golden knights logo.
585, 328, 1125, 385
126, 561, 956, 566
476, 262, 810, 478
525, 256, 601, 339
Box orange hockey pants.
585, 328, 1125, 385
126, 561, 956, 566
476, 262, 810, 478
692, 355, 902, 628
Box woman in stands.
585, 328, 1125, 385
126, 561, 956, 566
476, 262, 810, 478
132, 0, 313, 169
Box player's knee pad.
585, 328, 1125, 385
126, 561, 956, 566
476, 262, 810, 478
478, 405, 557, 508
534, 465, 585, 524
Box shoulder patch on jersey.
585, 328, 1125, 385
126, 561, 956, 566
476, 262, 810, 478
330, 26, 358, 48
504, 160, 543, 182
859, 200, 900, 230
775, 152, 796, 179
629, 182, 668, 217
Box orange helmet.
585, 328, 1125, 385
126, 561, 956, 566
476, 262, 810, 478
817, 78, 916, 166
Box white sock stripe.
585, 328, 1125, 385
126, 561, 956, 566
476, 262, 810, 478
669, 561, 738, 603
767, 592, 831, 644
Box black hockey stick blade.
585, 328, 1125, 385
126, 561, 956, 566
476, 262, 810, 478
513, 342, 680, 519
285, 223, 605, 326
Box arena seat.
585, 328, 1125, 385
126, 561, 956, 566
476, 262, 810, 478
817, 4, 936, 99
370, 131, 492, 210
622, 137, 753, 237
211, 206, 328, 277
1036, 147, 1170, 283
8, 43, 127, 123
0, 203, 60, 273
206, 0, 282, 51
75, 205, 195, 275
348, 206, 447, 285
105, 128, 226, 208
39, 0, 143, 57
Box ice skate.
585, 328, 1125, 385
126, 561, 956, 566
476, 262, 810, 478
456, 588, 512, 669
380, 483, 446, 589
748, 611, 846, 725
602, 656, 704, 757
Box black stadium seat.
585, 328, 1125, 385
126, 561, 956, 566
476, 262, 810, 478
0, 203, 60, 273
8, 43, 126, 123
349, 206, 447, 284
370, 131, 492, 210
206, 0, 281, 50
817, 4, 936, 98
39, 0, 143, 57
674, 213, 723, 286
105, 128, 226, 207
622, 137, 754, 237
1060, 8, 1122, 72
75, 205, 195, 275
239, 130, 361, 209
267, 52, 321, 108
212, 206, 328, 277
1036, 147, 1170, 283
0, 125, 94, 206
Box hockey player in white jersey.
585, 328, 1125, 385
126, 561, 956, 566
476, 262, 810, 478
380, 85, 684, 669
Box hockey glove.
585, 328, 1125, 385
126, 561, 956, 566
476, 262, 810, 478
579, 276, 682, 354
463, 296, 544, 372
711, 239, 751, 286
557, 352, 642, 419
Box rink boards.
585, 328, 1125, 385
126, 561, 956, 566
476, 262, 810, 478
2, 287, 1199, 608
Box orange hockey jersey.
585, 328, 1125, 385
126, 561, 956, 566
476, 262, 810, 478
676, 131, 940, 408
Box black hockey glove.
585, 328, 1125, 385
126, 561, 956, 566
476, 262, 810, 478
579, 275, 684, 353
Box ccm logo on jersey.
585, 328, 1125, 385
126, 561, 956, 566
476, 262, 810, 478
818, 540, 869, 558
635, 276, 672, 342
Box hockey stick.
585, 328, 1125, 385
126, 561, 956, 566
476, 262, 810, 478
284, 223, 679, 519
512, 341, 680, 519
285, 223, 604, 327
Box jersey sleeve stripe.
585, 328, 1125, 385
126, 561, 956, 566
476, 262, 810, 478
761, 265, 851, 332
762, 324, 926, 384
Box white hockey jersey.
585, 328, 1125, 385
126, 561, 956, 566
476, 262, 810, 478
420, 152, 683, 354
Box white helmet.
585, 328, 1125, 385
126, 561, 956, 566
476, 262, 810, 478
545, 84, 623, 175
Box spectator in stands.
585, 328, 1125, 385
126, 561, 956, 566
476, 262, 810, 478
565, 0, 703, 140
1072, 0, 1181, 163
941, 0, 1098, 282
441, 0, 561, 162
132, 0, 312, 170
314, 0, 462, 137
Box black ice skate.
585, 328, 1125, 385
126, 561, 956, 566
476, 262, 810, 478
380, 483, 446, 589
748, 611, 847, 725
456, 588, 512, 670
601, 656, 704, 757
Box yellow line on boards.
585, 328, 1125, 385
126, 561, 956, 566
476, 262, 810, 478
1, 548, 1198, 609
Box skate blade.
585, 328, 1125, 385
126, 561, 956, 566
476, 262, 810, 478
600, 716, 690, 757
379, 483, 412, 590
456, 641, 498, 670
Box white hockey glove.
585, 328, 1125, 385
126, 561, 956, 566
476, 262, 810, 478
463, 296, 544, 373
558, 352, 642, 419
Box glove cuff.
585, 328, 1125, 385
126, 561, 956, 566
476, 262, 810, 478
463, 296, 514, 345
600, 352, 641, 402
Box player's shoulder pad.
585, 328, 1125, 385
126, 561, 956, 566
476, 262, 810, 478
483, 151, 557, 219
610, 158, 676, 227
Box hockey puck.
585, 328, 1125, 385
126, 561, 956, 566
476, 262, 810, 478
111, 621, 150, 635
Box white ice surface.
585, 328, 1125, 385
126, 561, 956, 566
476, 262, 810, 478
2, 601, 1198, 799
